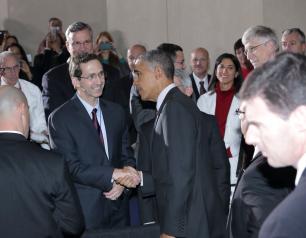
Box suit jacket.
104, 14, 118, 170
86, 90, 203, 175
151, 87, 227, 238
259, 168, 306, 238
228, 153, 295, 238
189, 73, 211, 101
42, 62, 121, 119
49, 95, 135, 230
0, 132, 84, 237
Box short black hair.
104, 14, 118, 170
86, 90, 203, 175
157, 43, 183, 63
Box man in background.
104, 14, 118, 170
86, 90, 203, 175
281, 28, 306, 54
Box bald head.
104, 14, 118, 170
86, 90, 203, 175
127, 44, 147, 71
0, 86, 29, 137
190, 47, 210, 78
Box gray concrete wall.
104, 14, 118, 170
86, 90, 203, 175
1, 0, 305, 71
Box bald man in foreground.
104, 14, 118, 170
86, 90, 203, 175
0, 86, 84, 237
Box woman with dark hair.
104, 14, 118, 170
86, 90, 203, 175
234, 38, 253, 79
95, 31, 129, 77
197, 53, 243, 196
6, 43, 33, 81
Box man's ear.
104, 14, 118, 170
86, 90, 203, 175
154, 65, 164, 80
71, 76, 80, 90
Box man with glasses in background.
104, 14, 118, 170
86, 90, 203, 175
242, 25, 279, 69
42, 21, 121, 119
281, 28, 306, 55
0, 51, 49, 148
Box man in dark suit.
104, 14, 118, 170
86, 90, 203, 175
0, 86, 84, 237
132, 50, 227, 238
238, 52, 306, 238
42, 21, 122, 119
228, 152, 295, 238
189, 47, 211, 100
49, 53, 140, 230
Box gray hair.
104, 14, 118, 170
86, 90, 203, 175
282, 28, 306, 43
139, 49, 174, 80
242, 25, 279, 52
65, 21, 93, 41
174, 69, 192, 88
0, 51, 17, 67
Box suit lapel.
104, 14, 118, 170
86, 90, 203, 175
71, 95, 108, 156
99, 99, 113, 160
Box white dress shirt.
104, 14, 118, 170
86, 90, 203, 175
156, 83, 176, 111
295, 153, 306, 186
1, 78, 49, 149
193, 72, 209, 93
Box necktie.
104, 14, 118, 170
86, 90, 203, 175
199, 81, 206, 95
91, 108, 104, 144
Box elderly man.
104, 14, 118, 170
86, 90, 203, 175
132, 50, 227, 238
242, 25, 279, 68
189, 47, 211, 100
238, 52, 306, 238
281, 28, 306, 54
0, 51, 49, 148
0, 86, 84, 237
49, 53, 139, 230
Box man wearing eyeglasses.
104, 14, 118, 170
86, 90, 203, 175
42, 21, 122, 119
281, 28, 306, 55
242, 25, 279, 69
49, 53, 139, 230
0, 51, 49, 148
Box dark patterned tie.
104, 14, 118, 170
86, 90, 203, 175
199, 81, 206, 95
91, 108, 104, 144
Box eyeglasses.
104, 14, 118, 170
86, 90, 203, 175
175, 60, 185, 66
70, 40, 92, 48
2, 64, 20, 73
244, 41, 269, 56
235, 108, 245, 120
192, 58, 207, 63
79, 70, 106, 81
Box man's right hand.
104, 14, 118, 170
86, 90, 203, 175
112, 166, 141, 188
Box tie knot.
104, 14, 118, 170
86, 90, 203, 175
199, 81, 204, 86
92, 108, 97, 116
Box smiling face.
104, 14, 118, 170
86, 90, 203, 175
241, 97, 303, 168
72, 59, 105, 106
1, 54, 20, 86
216, 58, 237, 91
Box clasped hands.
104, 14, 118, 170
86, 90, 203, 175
113, 166, 141, 188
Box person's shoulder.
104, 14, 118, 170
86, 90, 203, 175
19, 79, 41, 94
49, 96, 75, 119
44, 62, 68, 78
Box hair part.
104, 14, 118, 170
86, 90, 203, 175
69, 53, 100, 79
282, 28, 306, 44
208, 53, 243, 93
65, 21, 93, 41
242, 25, 279, 52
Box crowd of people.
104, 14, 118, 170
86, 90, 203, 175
0, 17, 306, 238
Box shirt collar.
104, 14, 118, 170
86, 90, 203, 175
0, 131, 25, 136
295, 153, 306, 186
156, 83, 176, 111
193, 72, 208, 83
0, 78, 21, 88
76, 93, 100, 117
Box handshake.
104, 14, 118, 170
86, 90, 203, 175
112, 166, 141, 188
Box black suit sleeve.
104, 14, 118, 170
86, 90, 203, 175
205, 114, 231, 214
51, 156, 84, 235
